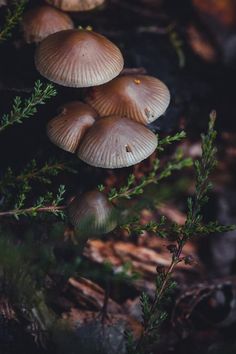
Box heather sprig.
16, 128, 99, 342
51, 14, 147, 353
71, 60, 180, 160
0, 159, 71, 193
126, 112, 236, 354
0, 80, 57, 132
0, 185, 66, 220
0, 0, 28, 43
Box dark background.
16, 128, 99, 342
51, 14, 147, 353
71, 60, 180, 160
1, 1, 236, 353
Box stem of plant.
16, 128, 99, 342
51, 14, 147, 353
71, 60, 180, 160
0, 205, 66, 217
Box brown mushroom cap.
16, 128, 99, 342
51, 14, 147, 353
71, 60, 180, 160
22, 5, 74, 44
86, 74, 170, 125
47, 101, 97, 153
35, 29, 124, 87
68, 190, 117, 234
77, 116, 158, 168
46, 0, 105, 12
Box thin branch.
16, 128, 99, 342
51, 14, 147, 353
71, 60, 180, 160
107, 157, 192, 201
0, 0, 27, 43
0, 80, 57, 133
0, 161, 69, 193
0, 205, 66, 218
130, 111, 235, 354
0, 185, 66, 219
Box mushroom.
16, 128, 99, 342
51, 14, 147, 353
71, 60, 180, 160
47, 101, 97, 153
35, 29, 124, 87
68, 190, 117, 234
77, 116, 158, 168
86, 74, 170, 125
22, 5, 74, 44
45, 0, 105, 12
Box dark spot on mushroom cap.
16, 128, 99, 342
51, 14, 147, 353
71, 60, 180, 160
77, 115, 158, 168
125, 144, 132, 152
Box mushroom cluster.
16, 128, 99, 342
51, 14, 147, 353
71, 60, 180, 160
28, 0, 170, 234
32, 19, 169, 168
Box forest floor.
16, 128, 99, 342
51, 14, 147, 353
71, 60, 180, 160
1, 1, 236, 353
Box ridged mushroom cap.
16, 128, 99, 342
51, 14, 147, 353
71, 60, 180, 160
47, 101, 97, 153
22, 5, 74, 44
46, 0, 105, 12
68, 190, 117, 234
35, 29, 124, 87
77, 116, 158, 168
86, 74, 170, 125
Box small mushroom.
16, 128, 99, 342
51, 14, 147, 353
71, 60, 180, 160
22, 6, 74, 44
86, 74, 170, 125
0, 0, 6, 7
47, 101, 97, 153
35, 29, 124, 87
68, 190, 117, 234
77, 116, 158, 168
45, 0, 105, 12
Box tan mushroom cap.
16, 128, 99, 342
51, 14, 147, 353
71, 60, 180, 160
46, 0, 105, 12
47, 101, 97, 153
0, 0, 7, 7
22, 6, 74, 44
77, 116, 158, 168
35, 29, 124, 87
68, 190, 117, 234
86, 74, 170, 125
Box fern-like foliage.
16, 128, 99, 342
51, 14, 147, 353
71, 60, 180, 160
0, 158, 73, 220
125, 112, 235, 354
0, 184, 66, 220
0, 80, 57, 132
0, 159, 73, 207
0, 0, 28, 43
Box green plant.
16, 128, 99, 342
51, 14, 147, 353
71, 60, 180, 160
0, 80, 57, 132
0, 0, 28, 43
125, 111, 235, 354
0, 184, 66, 219
0, 80, 70, 220
0, 76, 233, 354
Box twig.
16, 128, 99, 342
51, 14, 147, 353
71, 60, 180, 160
0, 0, 27, 43
129, 111, 235, 354
0, 205, 66, 217
0, 80, 56, 133
0, 185, 66, 219
107, 157, 192, 201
